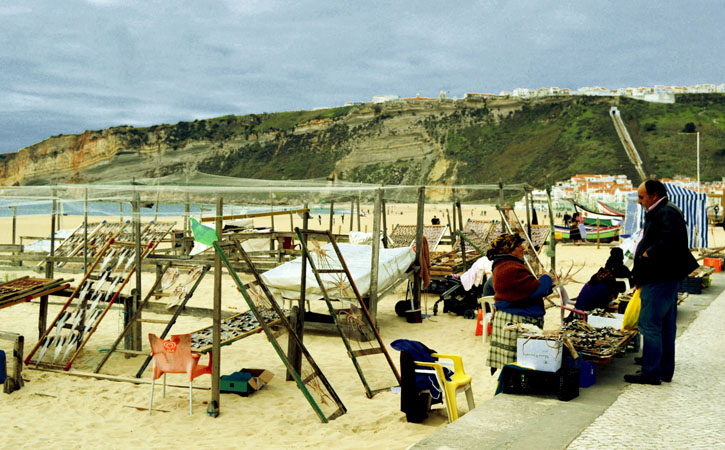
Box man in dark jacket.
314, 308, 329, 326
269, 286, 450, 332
625, 180, 699, 385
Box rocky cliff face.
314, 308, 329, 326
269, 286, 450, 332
2, 94, 723, 187
0, 98, 511, 186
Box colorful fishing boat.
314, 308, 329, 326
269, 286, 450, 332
570, 201, 623, 227
596, 201, 625, 217
554, 224, 620, 243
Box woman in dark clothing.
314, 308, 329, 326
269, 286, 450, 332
485, 233, 553, 372
604, 247, 632, 293
575, 268, 618, 311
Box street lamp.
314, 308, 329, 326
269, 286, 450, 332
679, 131, 700, 193
679, 131, 702, 252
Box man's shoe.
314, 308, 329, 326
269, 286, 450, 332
624, 371, 661, 385
634, 357, 643, 365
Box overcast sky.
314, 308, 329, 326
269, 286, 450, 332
1, 0, 723, 153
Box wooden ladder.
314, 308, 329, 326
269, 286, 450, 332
92, 263, 210, 375
294, 228, 401, 398
211, 237, 346, 423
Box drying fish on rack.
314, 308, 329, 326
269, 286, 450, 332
160, 267, 180, 291
588, 308, 616, 318
560, 319, 636, 359
190, 307, 291, 352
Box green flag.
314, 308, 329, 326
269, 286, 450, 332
189, 217, 219, 246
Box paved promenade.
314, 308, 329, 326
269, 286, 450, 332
414, 272, 725, 449
569, 275, 725, 448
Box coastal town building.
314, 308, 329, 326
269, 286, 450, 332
362, 82, 722, 106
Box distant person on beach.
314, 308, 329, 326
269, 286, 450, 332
625, 179, 698, 385
318, 215, 322, 226
485, 233, 553, 375
563, 212, 571, 226
431, 215, 440, 225
569, 213, 582, 241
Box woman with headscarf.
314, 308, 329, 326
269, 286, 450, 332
485, 233, 554, 373
574, 267, 618, 311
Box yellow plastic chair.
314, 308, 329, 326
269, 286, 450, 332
415, 353, 475, 422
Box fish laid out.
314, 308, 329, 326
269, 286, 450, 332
190, 308, 290, 351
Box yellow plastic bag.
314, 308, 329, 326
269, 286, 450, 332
622, 288, 641, 331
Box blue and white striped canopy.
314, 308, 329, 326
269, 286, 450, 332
626, 183, 708, 248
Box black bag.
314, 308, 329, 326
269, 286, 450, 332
432, 275, 483, 317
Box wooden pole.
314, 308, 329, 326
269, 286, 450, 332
132, 193, 142, 351
119, 202, 123, 223
269, 192, 275, 230
328, 200, 334, 232
154, 187, 160, 222
451, 189, 457, 234
381, 198, 388, 249
525, 191, 532, 240
10, 206, 16, 244
209, 197, 222, 417
84, 189, 88, 270
545, 185, 557, 277
457, 201, 466, 268
446, 209, 452, 241
356, 195, 361, 232
184, 167, 190, 233
413, 187, 425, 312
288, 203, 308, 381
596, 218, 601, 249
369, 189, 382, 324
349, 199, 354, 232
39, 195, 56, 338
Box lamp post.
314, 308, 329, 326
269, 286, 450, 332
680, 131, 702, 251
679, 131, 700, 193
696, 131, 700, 194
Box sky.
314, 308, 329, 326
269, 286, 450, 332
1, 0, 723, 154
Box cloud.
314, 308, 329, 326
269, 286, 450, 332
0, 1, 723, 153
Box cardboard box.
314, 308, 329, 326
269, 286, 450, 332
587, 313, 624, 330
242, 368, 274, 391
221, 368, 274, 396
516, 337, 563, 373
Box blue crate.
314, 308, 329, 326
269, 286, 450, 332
579, 360, 596, 388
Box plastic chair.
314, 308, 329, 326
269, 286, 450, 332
559, 286, 587, 322
415, 353, 475, 422
478, 296, 494, 343
148, 333, 212, 415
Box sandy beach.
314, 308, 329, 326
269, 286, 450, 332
1, 206, 721, 449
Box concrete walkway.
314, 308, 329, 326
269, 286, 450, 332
413, 272, 725, 449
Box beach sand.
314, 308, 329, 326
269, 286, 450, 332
1, 207, 720, 449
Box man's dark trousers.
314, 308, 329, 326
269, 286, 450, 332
639, 280, 679, 381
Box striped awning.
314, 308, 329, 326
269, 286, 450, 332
628, 183, 708, 249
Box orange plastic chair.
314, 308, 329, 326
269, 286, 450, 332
148, 333, 212, 415
415, 353, 475, 422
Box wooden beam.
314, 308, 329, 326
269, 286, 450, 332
28, 366, 211, 389
369, 188, 382, 324
209, 197, 222, 417
199, 208, 310, 223
328, 201, 334, 232
413, 187, 425, 312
